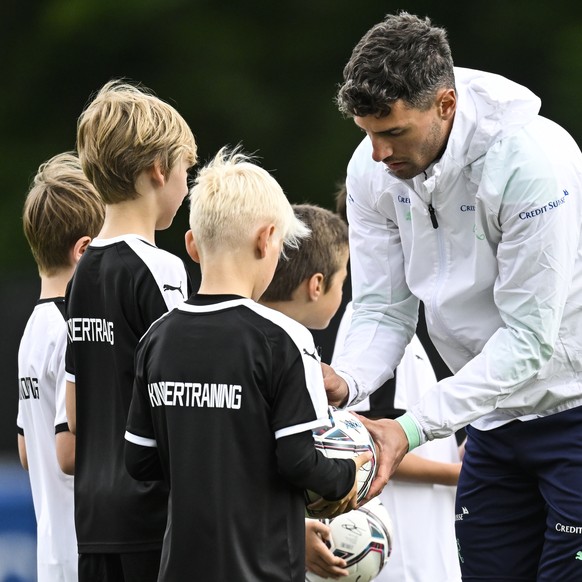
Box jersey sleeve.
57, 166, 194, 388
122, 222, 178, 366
266, 321, 356, 500
269, 324, 331, 440
124, 334, 164, 481
64, 282, 77, 384
276, 431, 355, 501
16, 402, 23, 435
53, 321, 69, 432
16, 336, 24, 433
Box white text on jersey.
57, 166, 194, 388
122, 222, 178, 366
67, 318, 114, 345
148, 381, 242, 409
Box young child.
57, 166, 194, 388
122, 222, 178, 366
259, 203, 355, 579
17, 152, 105, 582
65, 80, 197, 582
259, 203, 349, 332
124, 148, 369, 582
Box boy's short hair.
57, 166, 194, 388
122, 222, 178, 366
261, 204, 349, 302
189, 147, 309, 254
77, 79, 197, 204
23, 152, 105, 276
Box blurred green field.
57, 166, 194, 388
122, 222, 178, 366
1, 0, 581, 457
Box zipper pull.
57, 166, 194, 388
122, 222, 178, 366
428, 203, 439, 229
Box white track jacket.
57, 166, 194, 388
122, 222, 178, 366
335, 67, 582, 442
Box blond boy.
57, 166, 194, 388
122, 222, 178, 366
65, 80, 197, 582
17, 152, 104, 581
124, 149, 369, 582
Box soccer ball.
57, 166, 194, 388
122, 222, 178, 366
305, 498, 393, 582
305, 407, 377, 516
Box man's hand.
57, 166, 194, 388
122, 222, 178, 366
355, 416, 409, 502
305, 519, 349, 579
322, 363, 349, 407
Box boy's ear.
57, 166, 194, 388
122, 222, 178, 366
307, 273, 325, 301
71, 236, 92, 265
256, 224, 276, 259
185, 229, 201, 263
149, 159, 166, 187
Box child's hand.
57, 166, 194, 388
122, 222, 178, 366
305, 519, 349, 579
307, 450, 373, 518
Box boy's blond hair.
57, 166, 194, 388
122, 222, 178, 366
261, 204, 349, 302
77, 79, 197, 204
23, 152, 105, 276
189, 147, 309, 254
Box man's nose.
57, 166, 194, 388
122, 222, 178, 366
371, 138, 393, 163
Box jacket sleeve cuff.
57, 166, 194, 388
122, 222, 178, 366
396, 412, 425, 451
336, 370, 358, 408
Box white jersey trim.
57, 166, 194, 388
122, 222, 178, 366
125, 430, 157, 448
275, 418, 332, 440
177, 298, 249, 313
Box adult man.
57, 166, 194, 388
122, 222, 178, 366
325, 11, 582, 580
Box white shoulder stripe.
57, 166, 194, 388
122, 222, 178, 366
275, 416, 332, 440
123, 236, 188, 310
125, 431, 157, 448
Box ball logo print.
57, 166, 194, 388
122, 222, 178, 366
305, 407, 377, 515
306, 498, 393, 582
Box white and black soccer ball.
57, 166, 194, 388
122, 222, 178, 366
305, 406, 377, 516
306, 498, 393, 582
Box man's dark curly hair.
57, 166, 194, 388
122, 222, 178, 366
337, 12, 455, 117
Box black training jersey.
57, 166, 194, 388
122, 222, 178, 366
65, 234, 190, 553
125, 295, 353, 582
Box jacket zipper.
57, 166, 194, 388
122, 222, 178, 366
428, 203, 439, 229
423, 171, 439, 229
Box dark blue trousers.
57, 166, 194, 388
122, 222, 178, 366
455, 405, 582, 581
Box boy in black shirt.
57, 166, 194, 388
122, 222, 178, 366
125, 148, 368, 582
65, 80, 197, 582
